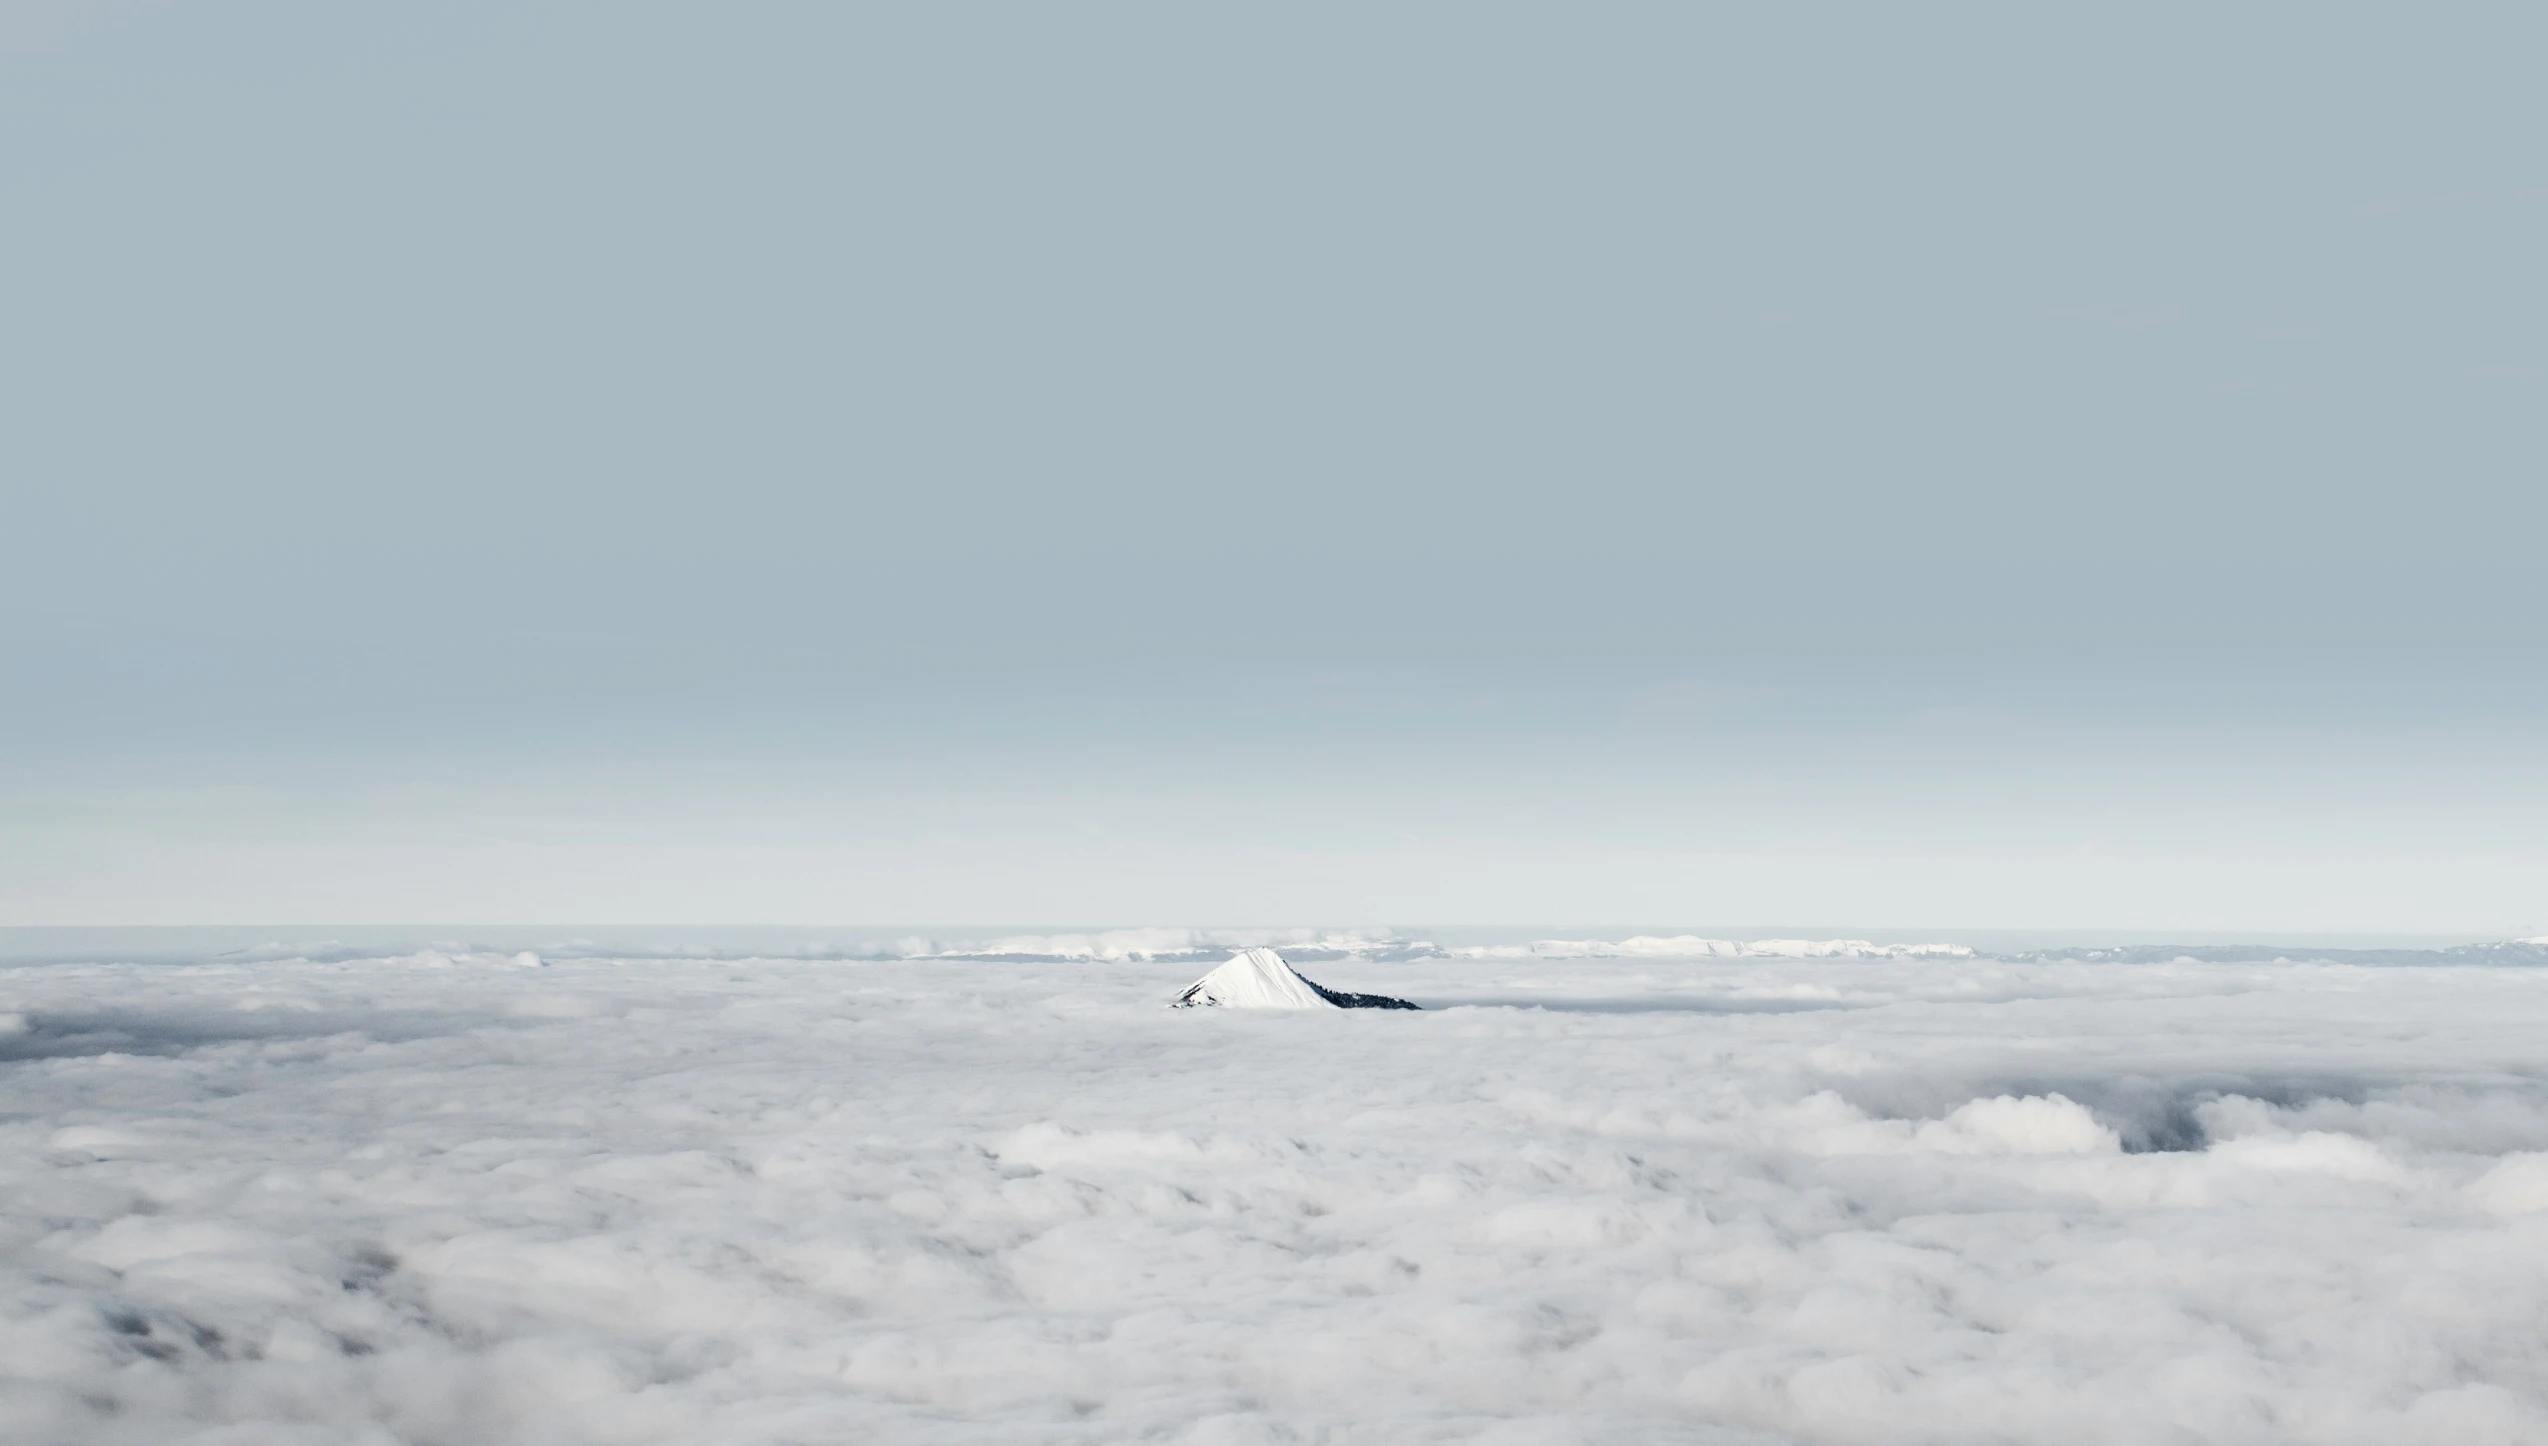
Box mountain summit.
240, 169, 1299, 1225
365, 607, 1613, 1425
1171, 948, 1419, 1010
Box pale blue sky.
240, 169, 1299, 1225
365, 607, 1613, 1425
5, 4, 2543, 931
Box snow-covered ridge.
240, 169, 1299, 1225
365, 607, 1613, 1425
907, 928, 1397, 963
1440, 936, 1974, 961
865, 931, 1975, 964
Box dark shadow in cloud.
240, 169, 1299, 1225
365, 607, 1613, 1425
1837, 1070, 2399, 1153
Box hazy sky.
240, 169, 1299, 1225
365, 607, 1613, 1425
6, 3, 2543, 931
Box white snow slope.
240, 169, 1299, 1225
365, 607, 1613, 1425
9, 943, 2548, 1444
1173, 947, 1338, 1008
1170, 947, 1411, 1009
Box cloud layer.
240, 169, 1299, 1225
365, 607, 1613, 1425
6, 944, 2548, 1442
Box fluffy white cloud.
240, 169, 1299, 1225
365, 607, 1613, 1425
4, 943, 2548, 1442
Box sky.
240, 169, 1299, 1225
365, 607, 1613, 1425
5, 3, 2544, 932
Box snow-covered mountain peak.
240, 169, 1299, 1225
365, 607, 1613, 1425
1172, 948, 1418, 1010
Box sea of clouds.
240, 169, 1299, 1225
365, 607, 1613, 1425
8, 933, 2548, 1443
